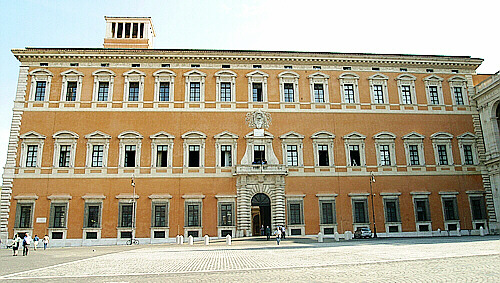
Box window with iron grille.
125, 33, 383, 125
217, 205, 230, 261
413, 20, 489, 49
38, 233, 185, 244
188, 145, 200, 167
16, 204, 33, 228
119, 203, 133, 228
128, 82, 139, 101
59, 145, 71, 167
344, 84, 355, 103
92, 145, 104, 167
50, 204, 67, 228
463, 144, 474, 165
443, 198, 459, 221
26, 145, 38, 167
401, 85, 412, 104
187, 203, 200, 227
288, 202, 302, 225
318, 145, 329, 166
219, 203, 233, 226
415, 199, 431, 221
254, 145, 265, 163
84, 203, 101, 228
124, 145, 136, 167
66, 81, 77, 101
454, 87, 464, 105
379, 145, 391, 166
373, 85, 384, 104
284, 83, 294, 102
353, 200, 368, 223
470, 196, 486, 220
320, 201, 335, 224
189, 82, 200, 101
159, 82, 170, 101
429, 86, 439, 104
287, 145, 298, 166
152, 203, 168, 227
437, 145, 448, 165
349, 145, 360, 166
220, 82, 231, 102
156, 145, 168, 167
98, 82, 109, 101
409, 145, 420, 165
314, 84, 325, 103
35, 81, 46, 101
252, 83, 263, 102
220, 145, 232, 167
384, 199, 400, 222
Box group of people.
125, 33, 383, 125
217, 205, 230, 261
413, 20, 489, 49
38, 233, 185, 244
10, 233, 49, 256
260, 225, 286, 245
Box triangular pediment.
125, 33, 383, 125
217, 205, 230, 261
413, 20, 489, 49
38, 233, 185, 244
343, 132, 366, 140
181, 131, 207, 139
402, 132, 425, 140
85, 130, 111, 139
150, 131, 175, 139
424, 74, 444, 82
311, 131, 335, 139
244, 130, 274, 139
448, 75, 467, 82
214, 131, 239, 139
60, 69, 84, 77
430, 132, 454, 140
246, 70, 269, 78
457, 132, 476, 140
184, 70, 207, 77
118, 130, 143, 139
20, 131, 46, 139
280, 131, 305, 140
52, 130, 79, 139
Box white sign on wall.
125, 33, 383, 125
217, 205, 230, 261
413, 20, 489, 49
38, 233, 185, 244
36, 217, 47, 223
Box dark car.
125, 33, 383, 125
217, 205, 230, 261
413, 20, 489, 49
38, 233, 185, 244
354, 227, 372, 239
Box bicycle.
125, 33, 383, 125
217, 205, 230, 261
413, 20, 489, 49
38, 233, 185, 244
126, 238, 139, 245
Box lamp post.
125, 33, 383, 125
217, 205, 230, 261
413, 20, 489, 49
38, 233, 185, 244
131, 175, 136, 239
369, 172, 377, 238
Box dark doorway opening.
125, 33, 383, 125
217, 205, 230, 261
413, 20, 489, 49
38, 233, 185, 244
251, 193, 271, 235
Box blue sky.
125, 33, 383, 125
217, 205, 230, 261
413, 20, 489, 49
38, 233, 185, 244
0, 0, 498, 173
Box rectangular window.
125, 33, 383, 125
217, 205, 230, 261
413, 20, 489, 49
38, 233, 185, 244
454, 87, 464, 105
156, 145, 168, 167
401, 85, 412, 104
379, 145, 391, 166
59, 145, 71, 167
314, 84, 325, 103
98, 82, 109, 101
384, 199, 401, 222
119, 203, 133, 228
253, 145, 265, 163
50, 204, 67, 228
84, 203, 101, 228
470, 196, 486, 220
318, 145, 329, 166
443, 198, 459, 221
187, 203, 200, 227
92, 145, 104, 167
16, 204, 33, 228
25, 145, 38, 167
220, 82, 231, 102
373, 85, 384, 104
124, 145, 136, 167
219, 203, 233, 226
463, 145, 474, 165
66, 81, 77, 101
188, 145, 200, 167
220, 145, 232, 167
344, 84, 355, 103
286, 145, 298, 166
289, 202, 302, 225
252, 83, 263, 102
284, 83, 294, 102
429, 86, 439, 104
349, 145, 360, 166
128, 82, 139, 101
159, 82, 170, 101
409, 145, 420, 166
437, 145, 448, 165
415, 199, 431, 221
320, 201, 335, 224
152, 203, 168, 227
189, 82, 201, 101
353, 200, 368, 223
35, 81, 46, 101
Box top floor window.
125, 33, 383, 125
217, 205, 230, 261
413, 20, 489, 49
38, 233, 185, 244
184, 70, 207, 102
60, 69, 84, 102
29, 68, 53, 102
98, 82, 109, 101
220, 82, 231, 102
123, 69, 146, 102
424, 75, 444, 105
308, 72, 330, 104
215, 70, 237, 103
449, 76, 468, 105
92, 69, 116, 102
190, 82, 201, 101
253, 83, 263, 102
128, 82, 139, 101
344, 84, 355, 103
429, 86, 439, 104
314, 84, 325, 103
284, 83, 294, 102
66, 82, 77, 101
368, 74, 389, 104
453, 87, 464, 105
397, 74, 417, 105
153, 69, 176, 102
278, 71, 300, 103
35, 81, 47, 101
339, 73, 360, 104
159, 82, 170, 101
401, 85, 412, 104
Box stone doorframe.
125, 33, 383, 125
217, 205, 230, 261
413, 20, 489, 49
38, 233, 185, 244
236, 174, 286, 237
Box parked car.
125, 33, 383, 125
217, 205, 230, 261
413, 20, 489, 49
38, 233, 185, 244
354, 227, 372, 239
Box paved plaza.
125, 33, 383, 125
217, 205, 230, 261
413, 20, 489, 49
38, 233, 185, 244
1, 236, 499, 282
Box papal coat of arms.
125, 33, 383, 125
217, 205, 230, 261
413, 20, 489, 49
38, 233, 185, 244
246, 110, 271, 129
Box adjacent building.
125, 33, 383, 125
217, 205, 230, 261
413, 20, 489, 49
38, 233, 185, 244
1, 17, 497, 246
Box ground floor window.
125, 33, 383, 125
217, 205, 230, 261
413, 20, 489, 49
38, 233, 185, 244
84, 203, 101, 228
470, 196, 487, 221
288, 201, 303, 225
49, 203, 68, 228
414, 198, 431, 222
119, 203, 134, 228
442, 197, 459, 221
384, 199, 401, 223
152, 202, 168, 227
352, 199, 369, 223
320, 201, 336, 224
15, 203, 33, 228
186, 202, 201, 227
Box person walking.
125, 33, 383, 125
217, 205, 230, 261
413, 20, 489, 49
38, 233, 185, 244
43, 234, 49, 250
281, 226, 286, 240
11, 234, 20, 256
274, 227, 282, 245
23, 232, 32, 256
260, 225, 264, 236
265, 226, 271, 240
33, 235, 39, 251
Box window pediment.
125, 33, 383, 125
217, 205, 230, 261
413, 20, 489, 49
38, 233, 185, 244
184, 70, 207, 77
150, 131, 175, 140
424, 74, 444, 82
278, 71, 300, 78
373, 131, 397, 140
308, 72, 329, 79
368, 73, 389, 80
402, 132, 425, 140
52, 130, 79, 139
311, 131, 335, 140
118, 131, 143, 140
20, 131, 46, 140
448, 75, 467, 82
85, 130, 111, 140
214, 131, 239, 139
339, 72, 360, 80
123, 69, 146, 77
430, 132, 453, 140
280, 131, 305, 140
343, 132, 366, 140
60, 69, 84, 77
244, 130, 274, 139
215, 70, 237, 77
246, 70, 269, 78
153, 69, 176, 77
397, 74, 417, 81
457, 132, 476, 140
30, 68, 53, 76
182, 131, 207, 139
92, 69, 116, 77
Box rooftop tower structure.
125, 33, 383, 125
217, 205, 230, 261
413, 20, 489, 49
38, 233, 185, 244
103, 16, 155, 49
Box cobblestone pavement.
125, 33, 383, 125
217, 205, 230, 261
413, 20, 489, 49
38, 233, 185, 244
1, 236, 499, 282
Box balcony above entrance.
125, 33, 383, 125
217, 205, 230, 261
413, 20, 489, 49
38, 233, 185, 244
235, 164, 287, 175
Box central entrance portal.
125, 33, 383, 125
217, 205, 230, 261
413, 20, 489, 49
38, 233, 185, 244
251, 193, 271, 236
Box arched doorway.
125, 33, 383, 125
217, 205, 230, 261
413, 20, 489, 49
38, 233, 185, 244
251, 193, 271, 236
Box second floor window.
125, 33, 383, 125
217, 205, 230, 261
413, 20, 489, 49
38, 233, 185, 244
373, 85, 384, 104
287, 145, 298, 166
92, 145, 104, 167
66, 82, 77, 101
284, 83, 294, 102
98, 82, 109, 101
454, 87, 464, 105
437, 145, 448, 165
429, 86, 439, 104
344, 84, 355, 103
254, 145, 265, 164
463, 144, 474, 165
314, 84, 325, 103
379, 145, 391, 166
59, 145, 71, 167
156, 145, 168, 167
190, 82, 201, 101
128, 82, 139, 101
401, 85, 412, 104
159, 82, 170, 101
220, 82, 231, 102
349, 145, 360, 166
252, 83, 263, 102
35, 81, 46, 101
26, 145, 38, 167
188, 145, 200, 167
124, 145, 136, 167
220, 145, 232, 167
318, 145, 329, 166
409, 145, 420, 166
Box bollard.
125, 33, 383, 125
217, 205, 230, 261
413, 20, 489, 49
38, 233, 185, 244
437, 228, 441, 236
457, 228, 462, 237
188, 235, 194, 245
344, 231, 350, 241
175, 235, 179, 244
318, 232, 324, 243
204, 235, 209, 245
334, 232, 340, 242
479, 226, 485, 237
226, 234, 232, 246
179, 235, 184, 245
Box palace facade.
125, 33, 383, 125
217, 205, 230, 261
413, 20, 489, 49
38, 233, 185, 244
1, 17, 498, 246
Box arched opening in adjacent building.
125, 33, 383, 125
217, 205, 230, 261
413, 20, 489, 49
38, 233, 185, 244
251, 193, 271, 236
496, 104, 500, 140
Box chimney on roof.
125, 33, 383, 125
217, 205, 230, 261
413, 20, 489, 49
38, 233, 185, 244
103, 16, 155, 49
